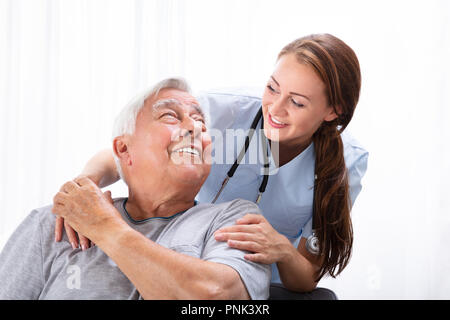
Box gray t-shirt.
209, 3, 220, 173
0, 198, 271, 300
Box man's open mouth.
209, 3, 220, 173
171, 146, 201, 157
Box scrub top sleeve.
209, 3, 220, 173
347, 149, 369, 207
341, 131, 369, 207
300, 216, 313, 241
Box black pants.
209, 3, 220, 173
269, 283, 338, 300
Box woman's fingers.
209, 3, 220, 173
244, 253, 268, 264
236, 213, 265, 225
227, 240, 261, 253
54, 216, 64, 242
216, 224, 260, 234
64, 221, 79, 250
214, 232, 256, 242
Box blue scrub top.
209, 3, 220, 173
196, 89, 369, 283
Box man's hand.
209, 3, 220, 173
52, 176, 123, 245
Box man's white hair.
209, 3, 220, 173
112, 77, 191, 182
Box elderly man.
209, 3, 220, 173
0, 78, 271, 300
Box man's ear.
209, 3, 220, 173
113, 136, 132, 166
323, 105, 342, 122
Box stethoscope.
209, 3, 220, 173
211, 106, 320, 255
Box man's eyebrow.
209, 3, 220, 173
270, 76, 311, 101
152, 98, 181, 110
191, 104, 205, 119
152, 98, 205, 119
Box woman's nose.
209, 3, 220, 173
269, 96, 287, 116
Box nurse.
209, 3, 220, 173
54, 33, 368, 292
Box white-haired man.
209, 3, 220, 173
0, 78, 271, 300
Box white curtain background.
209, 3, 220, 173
0, 0, 449, 299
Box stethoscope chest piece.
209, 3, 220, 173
306, 231, 320, 256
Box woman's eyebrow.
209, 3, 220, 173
270, 76, 280, 87
270, 75, 311, 101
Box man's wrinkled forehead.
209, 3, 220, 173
151, 97, 205, 119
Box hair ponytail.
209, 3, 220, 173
312, 123, 352, 281
279, 34, 361, 281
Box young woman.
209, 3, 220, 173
54, 33, 368, 292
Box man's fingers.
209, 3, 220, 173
79, 235, 91, 251
103, 190, 113, 204
54, 216, 64, 242
60, 181, 79, 194
53, 192, 68, 207
64, 221, 79, 250
74, 176, 96, 187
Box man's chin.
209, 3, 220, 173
170, 153, 204, 166
170, 165, 209, 185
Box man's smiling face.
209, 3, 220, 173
124, 88, 212, 190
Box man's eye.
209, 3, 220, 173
161, 113, 177, 119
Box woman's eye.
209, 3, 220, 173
291, 99, 305, 108
267, 84, 278, 94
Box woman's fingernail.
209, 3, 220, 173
81, 244, 87, 251
71, 242, 78, 250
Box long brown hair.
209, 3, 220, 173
278, 34, 361, 281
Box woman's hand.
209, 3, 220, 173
214, 213, 293, 264
52, 176, 122, 245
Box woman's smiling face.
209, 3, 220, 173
262, 53, 338, 149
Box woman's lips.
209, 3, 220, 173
268, 113, 288, 129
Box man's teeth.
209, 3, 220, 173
175, 147, 200, 156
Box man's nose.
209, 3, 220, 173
180, 117, 202, 139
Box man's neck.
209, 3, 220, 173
125, 188, 196, 221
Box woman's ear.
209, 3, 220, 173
113, 136, 132, 166
323, 105, 342, 122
